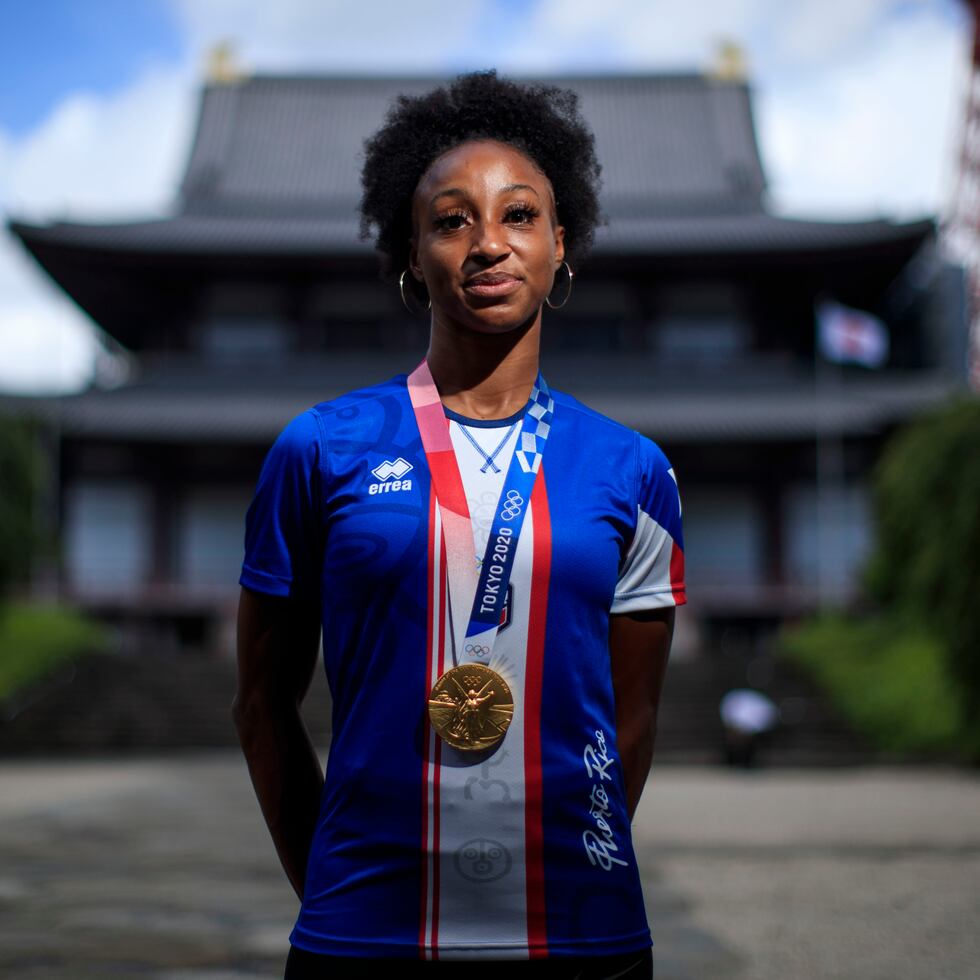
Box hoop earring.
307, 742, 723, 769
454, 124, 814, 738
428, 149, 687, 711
546, 261, 574, 310
399, 269, 431, 315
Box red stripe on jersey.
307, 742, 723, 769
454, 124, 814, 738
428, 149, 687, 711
669, 540, 687, 606
525, 469, 551, 956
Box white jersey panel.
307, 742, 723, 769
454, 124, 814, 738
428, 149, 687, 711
610, 507, 680, 613
429, 419, 530, 955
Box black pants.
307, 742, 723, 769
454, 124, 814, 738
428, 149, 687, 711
284, 945, 653, 979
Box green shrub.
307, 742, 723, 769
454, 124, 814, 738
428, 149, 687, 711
865, 397, 980, 755
782, 398, 980, 762
781, 613, 963, 757
0, 603, 106, 701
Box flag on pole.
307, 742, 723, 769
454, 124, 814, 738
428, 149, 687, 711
815, 300, 889, 368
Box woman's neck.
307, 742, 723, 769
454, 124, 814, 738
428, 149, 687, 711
425, 313, 542, 420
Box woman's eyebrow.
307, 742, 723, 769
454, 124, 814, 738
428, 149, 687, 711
500, 183, 539, 196
429, 183, 541, 206
429, 187, 465, 205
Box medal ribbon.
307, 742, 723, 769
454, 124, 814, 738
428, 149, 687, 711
407, 359, 555, 658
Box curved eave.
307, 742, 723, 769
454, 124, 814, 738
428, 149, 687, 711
596, 213, 934, 260
8, 215, 370, 267
9, 211, 934, 264
1, 370, 958, 445
7, 211, 935, 345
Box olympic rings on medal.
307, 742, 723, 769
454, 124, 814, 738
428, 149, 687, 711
500, 489, 524, 521
464, 643, 490, 657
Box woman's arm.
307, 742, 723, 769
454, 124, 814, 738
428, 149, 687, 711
609, 607, 675, 820
233, 586, 324, 901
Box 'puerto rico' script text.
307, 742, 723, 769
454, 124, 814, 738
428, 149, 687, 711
581, 729, 628, 871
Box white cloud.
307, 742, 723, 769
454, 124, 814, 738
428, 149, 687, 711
2, 62, 195, 220
512, 0, 770, 72
757, 11, 970, 219
172, 0, 487, 72
499, 0, 932, 74
0, 62, 196, 394
757, 0, 941, 71
0, 297, 99, 395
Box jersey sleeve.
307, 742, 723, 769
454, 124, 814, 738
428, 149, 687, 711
240, 409, 324, 600
611, 433, 687, 613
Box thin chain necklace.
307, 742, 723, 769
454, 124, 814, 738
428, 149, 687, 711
454, 419, 520, 474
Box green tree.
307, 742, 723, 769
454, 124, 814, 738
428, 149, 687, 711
0, 417, 40, 598
865, 397, 980, 754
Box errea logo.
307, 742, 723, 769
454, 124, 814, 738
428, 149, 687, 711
369, 458, 414, 495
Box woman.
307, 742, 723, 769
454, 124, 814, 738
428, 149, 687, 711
235, 71, 686, 980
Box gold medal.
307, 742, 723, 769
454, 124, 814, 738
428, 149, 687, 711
428, 663, 514, 752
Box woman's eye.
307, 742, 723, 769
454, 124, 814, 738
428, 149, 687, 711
505, 207, 538, 225
435, 212, 468, 231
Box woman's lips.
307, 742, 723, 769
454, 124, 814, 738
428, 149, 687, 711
463, 274, 522, 298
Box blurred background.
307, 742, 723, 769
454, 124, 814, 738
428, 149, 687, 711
0, 2, 978, 978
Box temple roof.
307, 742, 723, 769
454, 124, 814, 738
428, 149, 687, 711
10, 73, 931, 261
175, 74, 768, 219
6, 72, 935, 355
10, 210, 932, 259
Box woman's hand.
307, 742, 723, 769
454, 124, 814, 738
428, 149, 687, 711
233, 586, 323, 900
609, 607, 675, 820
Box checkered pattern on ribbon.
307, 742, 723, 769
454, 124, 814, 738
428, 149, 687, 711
515, 378, 555, 474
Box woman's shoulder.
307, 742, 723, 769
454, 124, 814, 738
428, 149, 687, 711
308, 373, 409, 420
551, 388, 629, 433
551, 389, 668, 458
284, 374, 411, 436
266, 374, 411, 461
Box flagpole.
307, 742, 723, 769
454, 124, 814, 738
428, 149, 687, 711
814, 297, 889, 609
814, 350, 846, 609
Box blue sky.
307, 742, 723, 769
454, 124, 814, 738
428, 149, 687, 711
0, 1, 184, 135
0, 0, 971, 393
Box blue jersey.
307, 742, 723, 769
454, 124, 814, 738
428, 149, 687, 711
240, 373, 686, 960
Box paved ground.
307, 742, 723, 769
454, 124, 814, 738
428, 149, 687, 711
0, 754, 977, 979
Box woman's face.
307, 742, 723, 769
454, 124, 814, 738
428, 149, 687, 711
410, 139, 565, 335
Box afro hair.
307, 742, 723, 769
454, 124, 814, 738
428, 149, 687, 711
359, 70, 602, 280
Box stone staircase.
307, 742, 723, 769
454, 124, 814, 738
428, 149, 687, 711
0, 651, 332, 754
654, 651, 879, 766
0, 647, 877, 765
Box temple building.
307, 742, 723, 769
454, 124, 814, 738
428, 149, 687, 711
5, 72, 966, 650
